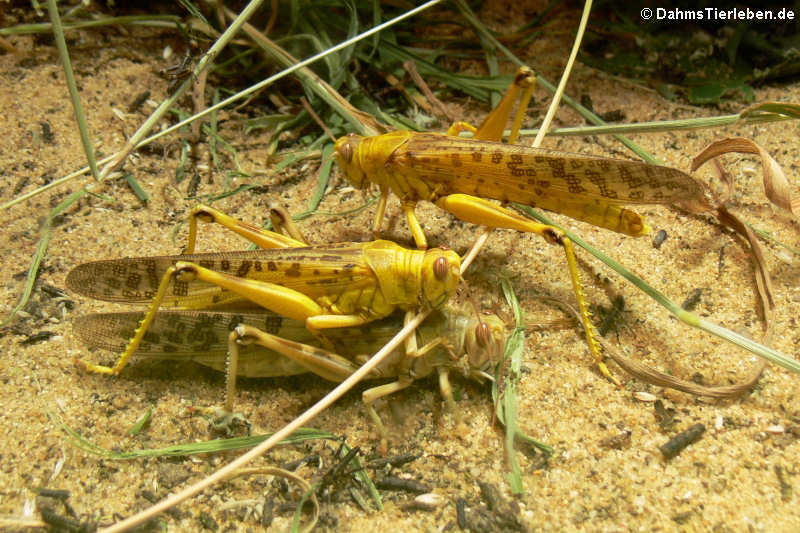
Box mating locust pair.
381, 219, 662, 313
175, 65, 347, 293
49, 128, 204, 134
69, 67, 714, 440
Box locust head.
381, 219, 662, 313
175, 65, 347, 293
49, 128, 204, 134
334, 133, 368, 189
464, 311, 505, 376
420, 249, 461, 308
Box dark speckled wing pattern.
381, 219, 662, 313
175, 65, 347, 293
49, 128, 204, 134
66, 245, 374, 308
394, 134, 707, 207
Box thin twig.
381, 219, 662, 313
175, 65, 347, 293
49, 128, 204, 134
404, 60, 455, 122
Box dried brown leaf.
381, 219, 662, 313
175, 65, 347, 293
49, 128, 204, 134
691, 137, 797, 215
608, 343, 765, 399
716, 206, 775, 322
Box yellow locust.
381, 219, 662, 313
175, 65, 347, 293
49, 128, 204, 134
66, 205, 461, 377
73, 303, 506, 437
334, 67, 710, 384
334, 66, 710, 248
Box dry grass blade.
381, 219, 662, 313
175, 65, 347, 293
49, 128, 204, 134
404, 60, 456, 122
689, 138, 795, 340
543, 297, 765, 399
716, 207, 775, 320
691, 137, 798, 216
226, 7, 386, 136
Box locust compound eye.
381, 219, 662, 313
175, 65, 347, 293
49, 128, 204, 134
338, 140, 353, 163
475, 321, 491, 347
433, 256, 449, 281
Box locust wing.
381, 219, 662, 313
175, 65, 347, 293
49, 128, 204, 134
66, 244, 375, 308
73, 308, 436, 378
74, 310, 316, 377
393, 134, 711, 225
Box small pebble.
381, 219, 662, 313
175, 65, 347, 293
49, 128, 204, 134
412, 493, 446, 511
652, 229, 668, 249
634, 391, 657, 402
774, 249, 794, 264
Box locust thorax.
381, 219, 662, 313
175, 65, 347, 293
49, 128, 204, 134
420, 249, 461, 308
335, 131, 412, 191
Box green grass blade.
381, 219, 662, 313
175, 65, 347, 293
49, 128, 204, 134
339, 443, 382, 511
60, 417, 340, 459
124, 174, 150, 204
748, 225, 800, 258
296, 143, 335, 217
126, 406, 153, 436
494, 277, 554, 490
499, 276, 524, 494
3, 189, 87, 325
46, 0, 99, 181
0, 15, 182, 36
518, 102, 800, 137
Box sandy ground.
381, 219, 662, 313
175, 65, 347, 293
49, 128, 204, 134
1, 4, 799, 532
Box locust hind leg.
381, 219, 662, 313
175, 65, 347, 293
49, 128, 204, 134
227, 314, 450, 450
186, 204, 307, 253
446, 66, 537, 143
222, 323, 412, 444
76, 264, 180, 375
206, 323, 363, 435
224, 325, 358, 408
437, 194, 619, 385
171, 262, 378, 350
268, 204, 309, 244
77, 262, 328, 375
